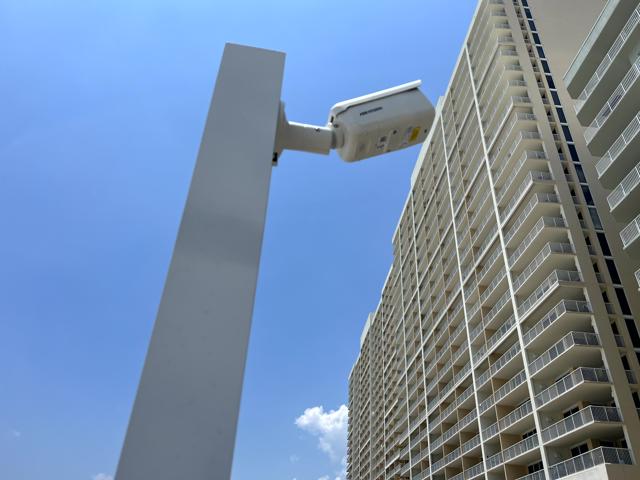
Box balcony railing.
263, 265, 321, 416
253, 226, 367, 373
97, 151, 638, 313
482, 400, 533, 441
473, 314, 516, 365
522, 300, 592, 347
487, 435, 539, 470
608, 163, 640, 211
586, 57, 640, 143
596, 112, 640, 180
494, 149, 546, 191
500, 171, 553, 222
517, 270, 581, 320
476, 340, 521, 387
479, 368, 527, 413
576, 6, 640, 107
541, 405, 621, 444
428, 383, 474, 432
528, 331, 600, 376
511, 242, 574, 293
621, 213, 640, 249
507, 215, 565, 267
548, 447, 632, 479
449, 460, 484, 480
471, 290, 511, 341
515, 471, 545, 480
534, 367, 610, 408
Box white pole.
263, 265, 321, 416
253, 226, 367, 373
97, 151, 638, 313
115, 43, 285, 480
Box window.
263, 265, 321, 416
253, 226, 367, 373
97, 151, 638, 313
597, 232, 611, 255
525, 8, 533, 19
522, 428, 537, 439
551, 90, 561, 106
606, 259, 621, 284
625, 318, 640, 348
528, 20, 537, 31
532, 32, 541, 44
617, 289, 632, 316
563, 406, 579, 418
536, 45, 546, 58
541, 60, 550, 73
556, 106, 567, 123
546, 74, 556, 89
568, 144, 580, 162
633, 391, 640, 408
581, 185, 594, 205
562, 124, 573, 141
589, 207, 602, 229
622, 355, 631, 370
571, 443, 589, 457
528, 461, 543, 473
611, 321, 619, 335
575, 164, 586, 183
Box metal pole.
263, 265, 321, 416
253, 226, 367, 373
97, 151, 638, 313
115, 43, 285, 480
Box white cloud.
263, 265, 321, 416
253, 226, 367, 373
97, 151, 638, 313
295, 404, 348, 463
318, 476, 330, 480
289, 454, 299, 463
92, 474, 113, 480
11, 430, 21, 438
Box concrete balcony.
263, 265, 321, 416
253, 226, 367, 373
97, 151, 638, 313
511, 242, 575, 298
574, 6, 640, 124
534, 367, 611, 413
620, 212, 640, 256
493, 149, 547, 192
596, 112, 640, 188
608, 161, 640, 222
428, 384, 474, 433
499, 172, 554, 224
564, 0, 639, 96
486, 106, 535, 155
490, 129, 542, 170
516, 270, 583, 322
548, 446, 633, 480
482, 400, 534, 442
521, 299, 593, 351
515, 471, 545, 480
507, 221, 567, 272
486, 435, 540, 471
585, 57, 640, 155
476, 340, 521, 388
449, 460, 484, 480
528, 331, 602, 381
503, 200, 563, 250
479, 368, 528, 413
541, 405, 623, 447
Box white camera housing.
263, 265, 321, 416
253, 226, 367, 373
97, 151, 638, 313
274, 80, 434, 163
329, 81, 434, 162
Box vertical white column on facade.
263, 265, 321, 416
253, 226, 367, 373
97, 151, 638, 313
463, 21, 553, 478
514, 0, 640, 466
398, 240, 411, 480
409, 185, 432, 477
439, 100, 492, 480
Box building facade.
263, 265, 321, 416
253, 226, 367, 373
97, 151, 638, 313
563, 0, 640, 289
347, 1, 640, 480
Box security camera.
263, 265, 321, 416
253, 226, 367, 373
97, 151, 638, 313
274, 80, 435, 163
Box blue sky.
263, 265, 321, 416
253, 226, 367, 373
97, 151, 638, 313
0, 1, 476, 479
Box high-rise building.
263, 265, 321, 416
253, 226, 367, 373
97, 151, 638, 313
563, 0, 640, 289
347, 1, 640, 480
